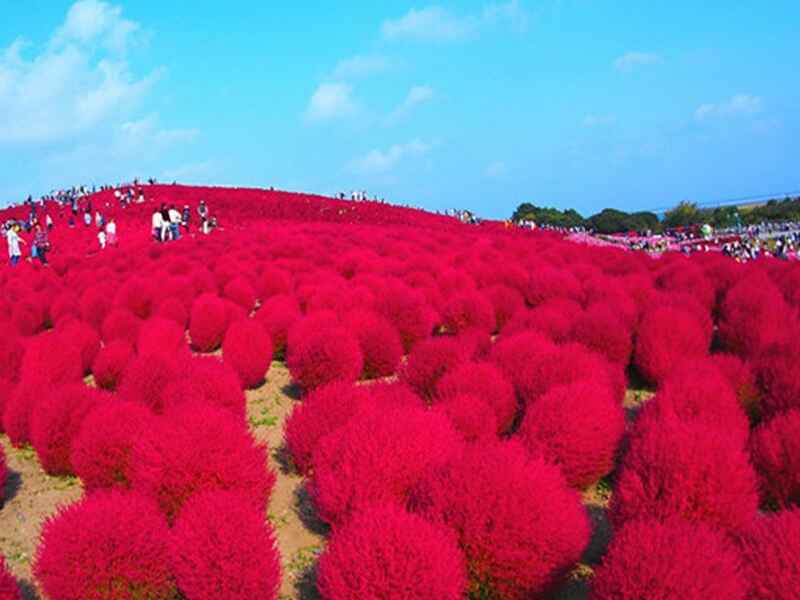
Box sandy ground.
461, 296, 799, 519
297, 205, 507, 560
0, 363, 655, 599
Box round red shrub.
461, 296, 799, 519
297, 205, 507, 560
711, 353, 760, 418
518, 381, 625, 488
34, 491, 174, 600
634, 306, 709, 385
373, 281, 434, 352
749, 410, 800, 508
131, 403, 274, 522
79, 284, 114, 331
113, 277, 155, 320
189, 293, 228, 352
317, 504, 467, 600
170, 491, 281, 600
441, 290, 495, 335
738, 509, 800, 599
590, 519, 747, 600
400, 336, 472, 400
284, 382, 371, 476
612, 419, 759, 531
101, 308, 142, 346
154, 297, 189, 328
258, 266, 292, 300
433, 393, 498, 442
91, 340, 134, 391
0, 333, 24, 383
484, 284, 525, 332
342, 310, 403, 379
56, 319, 101, 375
311, 406, 463, 527
490, 330, 555, 399
30, 384, 105, 476
569, 304, 632, 366
1, 384, 38, 447
12, 301, 45, 337
71, 401, 155, 492
161, 356, 246, 418
137, 317, 187, 358
525, 265, 582, 307
117, 352, 179, 414
287, 325, 363, 392
411, 441, 589, 599
435, 362, 517, 434
223, 277, 257, 311
255, 294, 301, 357
0, 556, 20, 600
754, 339, 800, 418
222, 319, 273, 388
19, 332, 83, 387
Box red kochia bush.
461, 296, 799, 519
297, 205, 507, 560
754, 340, 800, 417
71, 401, 155, 492
612, 419, 759, 531
749, 410, 800, 508
30, 384, 105, 476
342, 310, 403, 379
435, 362, 517, 434
131, 403, 274, 522
137, 317, 188, 358
2, 384, 38, 447
19, 332, 83, 387
590, 519, 747, 600
189, 293, 228, 352
634, 306, 709, 385
518, 382, 624, 488
711, 353, 760, 418
441, 290, 495, 334
287, 324, 363, 392
57, 319, 101, 375
170, 491, 281, 600
400, 336, 472, 400
411, 442, 589, 599
255, 294, 301, 356
484, 284, 525, 332
34, 491, 174, 600
223, 319, 273, 388
91, 340, 134, 391
317, 504, 467, 600
311, 406, 463, 527
0, 556, 20, 599
117, 352, 179, 414
101, 309, 142, 346
284, 382, 371, 476
161, 356, 246, 418
0, 333, 24, 383
490, 330, 555, 399
154, 297, 189, 328
433, 393, 498, 442
258, 266, 292, 300
373, 280, 434, 352
737, 509, 800, 599
525, 265, 582, 307
223, 277, 257, 311
569, 304, 632, 366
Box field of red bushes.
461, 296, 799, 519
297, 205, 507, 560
1, 184, 799, 599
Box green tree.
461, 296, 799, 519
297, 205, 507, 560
662, 201, 702, 228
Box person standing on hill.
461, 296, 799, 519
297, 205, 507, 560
33, 223, 50, 265
197, 200, 208, 231
168, 205, 182, 240
181, 205, 191, 234
6, 224, 24, 267
106, 219, 118, 247
152, 210, 164, 242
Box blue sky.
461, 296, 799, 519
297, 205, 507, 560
1, 1, 798, 218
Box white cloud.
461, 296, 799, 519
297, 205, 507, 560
695, 94, 763, 121
351, 139, 432, 174
485, 160, 509, 178
388, 85, 435, 121
583, 114, 617, 127
381, 2, 529, 43
306, 82, 357, 122
332, 54, 394, 79
0, 1, 164, 145
614, 52, 662, 72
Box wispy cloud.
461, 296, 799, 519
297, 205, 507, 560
305, 82, 357, 122
52, 0, 142, 54
614, 51, 662, 72
583, 114, 617, 128
381, 1, 529, 42
388, 85, 435, 122
485, 160, 509, 178
332, 54, 395, 79
695, 94, 763, 121
351, 139, 433, 174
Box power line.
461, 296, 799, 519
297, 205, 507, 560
642, 189, 800, 214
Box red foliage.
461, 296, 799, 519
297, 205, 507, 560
117, 352, 179, 414
490, 330, 555, 399
737, 509, 800, 600
634, 306, 709, 385
154, 297, 189, 328
56, 319, 101, 375
311, 406, 463, 527
189, 293, 228, 352
441, 290, 495, 334
101, 308, 142, 346
34, 491, 175, 600
435, 362, 517, 434
373, 280, 434, 352
0, 333, 24, 383
612, 419, 759, 531
223, 319, 273, 388
568, 304, 632, 366
317, 504, 467, 600
161, 356, 246, 418
754, 339, 800, 417
433, 393, 498, 442
525, 265, 583, 307
71, 401, 155, 492
19, 332, 83, 387
258, 266, 292, 300
410, 441, 589, 599
0, 556, 20, 600
590, 519, 747, 600
484, 284, 525, 332
710, 353, 760, 418
91, 340, 134, 391
169, 491, 281, 600
30, 384, 105, 476
286, 324, 363, 392
131, 403, 274, 522
400, 336, 472, 400
1, 384, 37, 447
255, 294, 301, 356
342, 310, 403, 379
223, 276, 257, 311
518, 382, 624, 488
749, 410, 800, 508
113, 277, 156, 319
79, 285, 113, 332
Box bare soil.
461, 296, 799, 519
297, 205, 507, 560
0, 361, 652, 599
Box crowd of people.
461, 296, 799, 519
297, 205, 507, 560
151, 200, 217, 242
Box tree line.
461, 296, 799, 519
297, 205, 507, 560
512, 196, 800, 234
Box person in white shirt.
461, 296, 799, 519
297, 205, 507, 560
45, 214, 54, 231
168, 205, 182, 240
106, 219, 117, 246
6, 224, 25, 267
98, 230, 107, 250
152, 211, 164, 242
